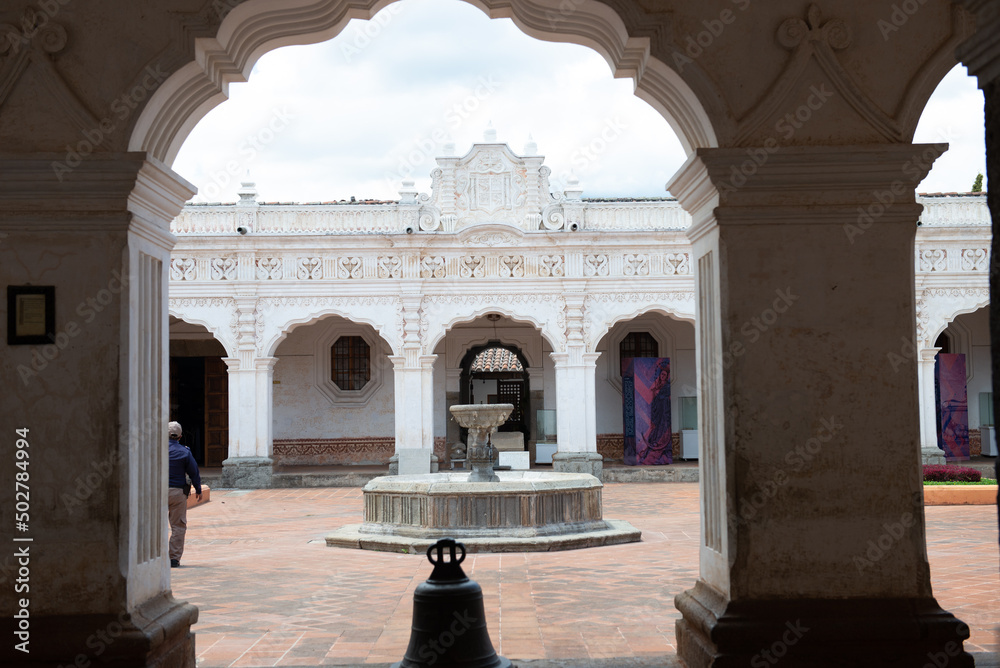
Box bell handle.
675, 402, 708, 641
427, 538, 466, 566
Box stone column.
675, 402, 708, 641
668, 145, 971, 667
220, 354, 277, 488
956, 0, 1000, 541
551, 289, 602, 478
918, 347, 945, 464
388, 289, 437, 474
389, 354, 438, 474
220, 293, 275, 488
0, 155, 198, 666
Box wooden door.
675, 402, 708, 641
204, 357, 229, 467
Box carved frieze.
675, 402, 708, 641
256, 257, 282, 280
170, 258, 197, 281
297, 257, 322, 280
919, 249, 947, 273
960, 248, 988, 272
210, 256, 238, 280
377, 256, 402, 279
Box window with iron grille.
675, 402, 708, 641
620, 332, 658, 375
331, 336, 370, 391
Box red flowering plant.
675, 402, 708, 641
922, 465, 982, 483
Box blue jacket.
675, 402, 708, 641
168, 439, 202, 494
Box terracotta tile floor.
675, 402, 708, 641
173, 484, 999, 667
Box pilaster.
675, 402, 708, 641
667, 145, 971, 667
956, 0, 1000, 508
0, 153, 198, 667
918, 347, 946, 464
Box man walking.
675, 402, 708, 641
167, 421, 202, 568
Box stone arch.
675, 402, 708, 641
128, 0, 716, 166
920, 289, 990, 349
585, 299, 696, 352
424, 302, 563, 355
897, 14, 977, 141
167, 303, 237, 357
259, 299, 402, 357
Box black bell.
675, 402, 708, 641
393, 538, 512, 668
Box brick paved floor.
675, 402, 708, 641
172, 484, 999, 667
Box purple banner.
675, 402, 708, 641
622, 357, 672, 466
936, 353, 970, 461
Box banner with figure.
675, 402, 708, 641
622, 357, 672, 466
936, 353, 970, 461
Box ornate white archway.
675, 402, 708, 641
128, 0, 716, 166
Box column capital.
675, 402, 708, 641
0, 152, 194, 233
389, 354, 437, 370
669, 144, 944, 242
254, 356, 278, 371
956, 0, 1000, 86
920, 347, 943, 362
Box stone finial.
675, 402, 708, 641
237, 178, 258, 206
399, 179, 418, 205
565, 176, 583, 201
524, 134, 538, 155
483, 123, 498, 143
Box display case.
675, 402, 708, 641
535, 409, 558, 464
680, 396, 698, 460
537, 409, 557, 441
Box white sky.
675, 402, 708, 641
172, 0, 987, 203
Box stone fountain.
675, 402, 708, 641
325, 404, 641, 553
451, 403, 513, 483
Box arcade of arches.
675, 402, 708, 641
2, 1, 999, 666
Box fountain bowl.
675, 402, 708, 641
326, 470, 641, 553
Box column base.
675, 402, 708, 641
921, 447, 947, 465
387, 453, 440, 475
552, 452, 603, 481
221, 457, 274, 488
675, 580, 972, 668
2, 592, 197, 667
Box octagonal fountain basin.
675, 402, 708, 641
325, 470, 641, 553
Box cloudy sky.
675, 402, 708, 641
172, 0, 987, 203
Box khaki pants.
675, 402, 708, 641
168, 487, 188, 562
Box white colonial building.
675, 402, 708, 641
167, 135, 991, 484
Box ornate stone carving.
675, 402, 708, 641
919, 249, 948, 272
459, 255, 486, 278
623, 253, 649, 276
210, 256, 238, 280
500, 255, 525, 278
377, 256, 402, 279
170, 258, 197, 281
0, 15, 107, 146
170, 297, 234, 308
584, 254, 610, 277
960, 248, 988, 271
664, 252, 691, 275
297, 257, 323, 280
737, 4, 903, 144
923, 287, 989, 298
539, 255, 565, 277
256, 257, 282, 280
420, 256, 447, 278
337, 256, 363, 279
462, 232, 519, 246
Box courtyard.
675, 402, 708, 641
173, 483, 999, 667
